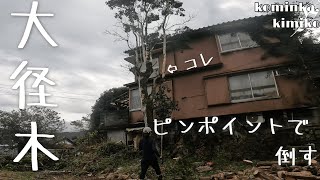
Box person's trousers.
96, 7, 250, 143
139, 159, 162, 180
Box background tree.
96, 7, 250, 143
0, 106, 65, 147
106, 0, 189, 127
153, 84, 178, 121
89, 87, 128, 131
244, 11, 320, 103
71, 114, 90, 132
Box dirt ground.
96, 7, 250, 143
0, 171, 101, 180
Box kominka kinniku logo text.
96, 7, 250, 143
254, 1, 320, 29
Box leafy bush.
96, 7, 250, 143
98, 143, 126, 155
165, 158, 197, 179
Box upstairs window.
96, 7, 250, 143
130, 86, 152, 111
218, 32, 257, 52
228, 70, 279, 102
130, 89, 141, 111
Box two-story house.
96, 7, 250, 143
124, 16, 320, 149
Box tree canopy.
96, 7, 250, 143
106, 0, 187, 126
71, 114, 89, 132
244, 12, 320, 103
0, 106, 65, 146
89, 87, 128, 131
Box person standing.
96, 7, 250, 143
139, 127, 163, 180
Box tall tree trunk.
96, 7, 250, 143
161, 12, 168, 78
161, 25, 167, 78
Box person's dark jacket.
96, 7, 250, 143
139, 137, 160, 161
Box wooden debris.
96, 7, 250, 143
210, 160, 320, 180
196, 166, 212, 173
211, 172, 224, 179
199, 176, 211, 180
243, 159, 253, 164
257, 171, 282, 180
312, 159, 318, 166
259, 166, 271, 169
43, 170, 72, 175
256, 161, 279, 166
206, 161, 214, 167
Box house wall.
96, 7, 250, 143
160, 36, 289, 75
129, 111, 144, 124
173, 74, 310, 120
103, 112, 128, 126
166, 36, 311, 120
128, 35, 313, 123
107, 129, 126, 143
165, 36, 222, 72
128, 81, 174, 123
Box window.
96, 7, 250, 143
130, 86, 152, 111
218, 32, 257, 52
130, 89, 141, 110
228, 71, 279, 102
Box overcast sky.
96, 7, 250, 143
0, 0, 311, 131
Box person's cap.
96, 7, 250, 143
143, 127, 152, 133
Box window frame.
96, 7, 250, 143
217, 32, 258, 53
129, 88, 142, 111
228, 70, 280, 103
129, 86, 153, 112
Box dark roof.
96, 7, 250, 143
125, 15, 268, 55
56, 131, 86, 139
56, 137, 75, 145
110, 91, 129, 108
184, 15, 267, 34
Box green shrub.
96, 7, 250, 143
98, 143, 126, 155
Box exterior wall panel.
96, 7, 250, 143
128, 34, 314, 123
168, 36, 313, 121
205, 76, 230, 106
130, 111, 144, 124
